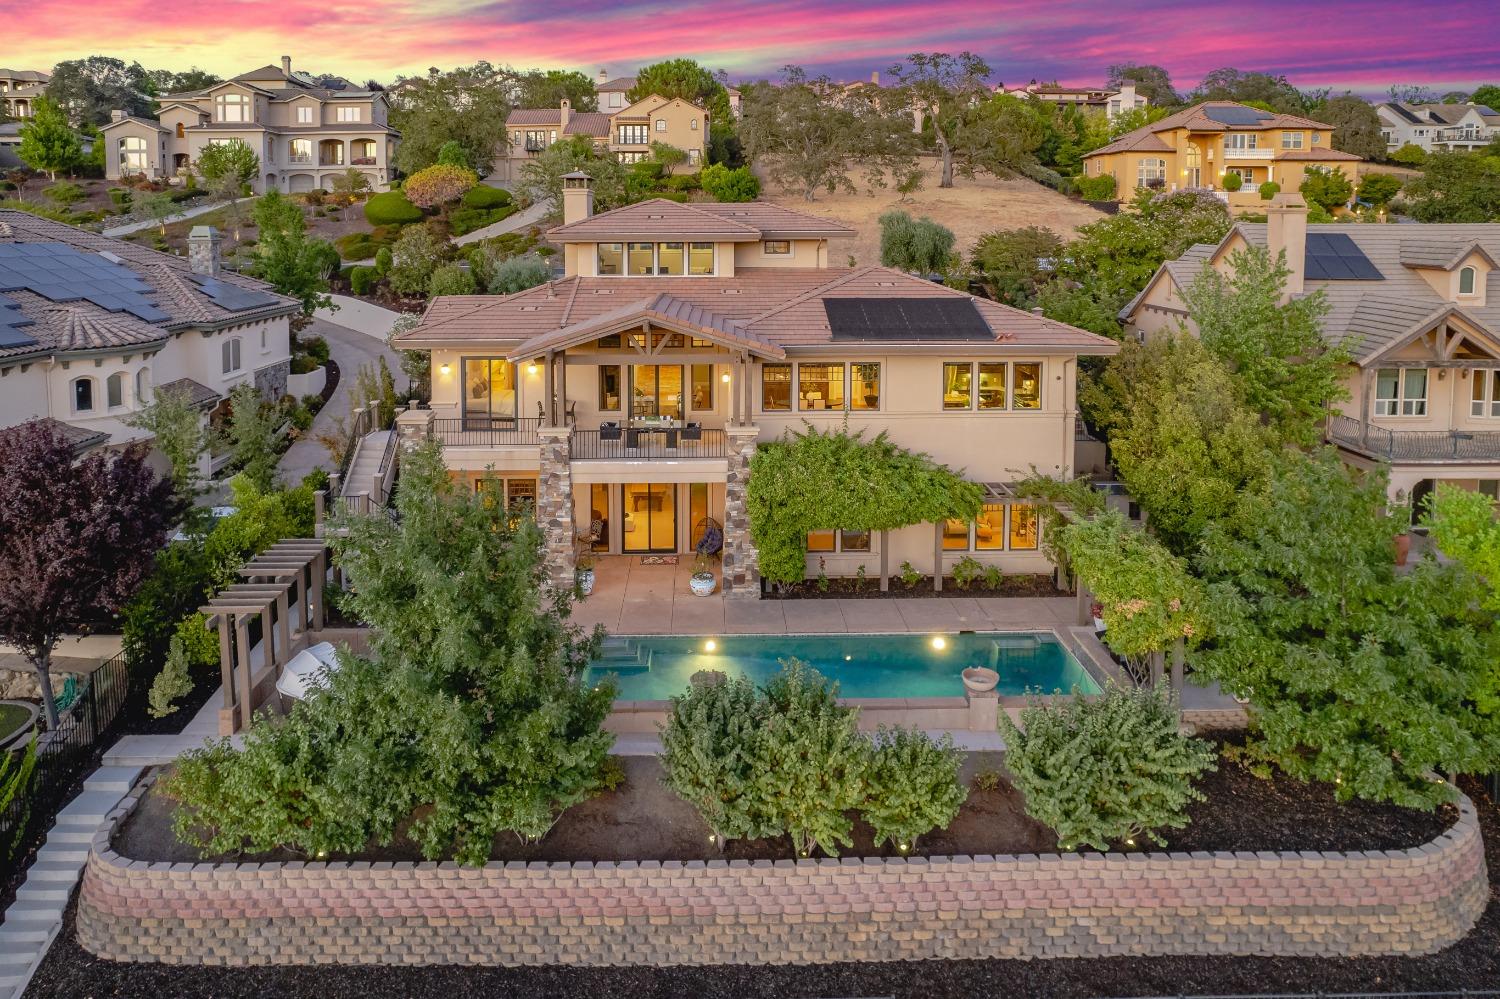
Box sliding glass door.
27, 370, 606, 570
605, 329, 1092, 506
630, 365, 684, 421
622, 483, 676, 553
462, 358, 517, 429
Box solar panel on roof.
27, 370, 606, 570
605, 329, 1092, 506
0, 243, 168, 321
1304, 232, 1383, 282
186, 273, 279, 311
824, 298, 993, 342
0, 294, 38, 349
1202, 106, 1272, 126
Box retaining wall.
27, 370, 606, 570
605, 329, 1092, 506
77, 774, 1487, 968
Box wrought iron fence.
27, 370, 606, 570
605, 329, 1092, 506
1327, 413, 1500, 461
432, 418, 541, 447
0, 651, 130, 868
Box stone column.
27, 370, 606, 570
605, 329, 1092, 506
537, 425, 577, 590
395, 406, 434, 451
722, 425, 761, 600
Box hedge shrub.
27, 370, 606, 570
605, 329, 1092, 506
364, 190, 423, 226
701, 163, 760, 202
428, 263, 476, 296
1074, 174, 1118, 201
1221, 172, 1243, 193
449, 204, 517, 236
349, 266, 378, 295
461, 185, 512, 209
1258, 181, 1281, 200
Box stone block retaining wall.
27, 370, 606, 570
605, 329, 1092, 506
77, 774, 1487, 968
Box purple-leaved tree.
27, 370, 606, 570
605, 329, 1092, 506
0, 420, 179, 727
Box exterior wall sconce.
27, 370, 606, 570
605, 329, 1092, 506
720, 372, 731, 383
527, 361, 539, 376
439, 362, 450, 376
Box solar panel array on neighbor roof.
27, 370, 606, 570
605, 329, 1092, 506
187, 273, 279, 311
1201, 105, 1272, 127
0, 242, 169, 322
0, 293, 38, 349
824, 297, 993, 342
1305, 232, 1384, 281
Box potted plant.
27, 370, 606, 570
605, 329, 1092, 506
690, 553, 717, 596
1090, 601, 1106, 633
1392, 496, 1413, 566
575, 550, 596, 596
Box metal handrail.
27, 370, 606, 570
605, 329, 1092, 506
432, 417, 541, 447
573, 427, 726, 460
1326, 412, 1500, 461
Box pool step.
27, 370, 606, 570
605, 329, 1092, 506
594, 639, 652, 674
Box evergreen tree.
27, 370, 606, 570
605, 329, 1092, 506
17, 97, 82, 180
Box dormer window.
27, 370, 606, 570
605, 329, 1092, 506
297, 105, 314, 124
215, 93, 250, 122
597, 241, 716, 276
1460, 266, 1477, 296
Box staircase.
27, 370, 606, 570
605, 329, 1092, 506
340, 429, 392, 505
596, 637, 653, 674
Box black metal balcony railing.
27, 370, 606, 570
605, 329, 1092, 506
525, 140, 545, 152
573, 427, 726, 460
1327, 413, 1500, 462
432, 417, 541, 447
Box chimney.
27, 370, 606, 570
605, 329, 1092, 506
187, 225, 222, 277
870, 70, 880, 86
597, 68, 609, 85
281, 55, 292, 76
1265, 191, 1308, 300
559, 97, 571, 133
110, 109, 126, 122
561, 172, 594, 225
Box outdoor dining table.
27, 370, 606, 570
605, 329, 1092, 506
627, 420, 686, 448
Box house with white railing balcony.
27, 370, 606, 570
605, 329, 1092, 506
1377, 101, 1500, 153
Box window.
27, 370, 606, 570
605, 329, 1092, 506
617, 150, 647, 164
806, 530, 870, 553
1136, 157, 1166, 188
1472, 370, 1500, 417
763, 240, 791, 255
221, 336, 242, 374
798, 363, 845, 410
1460, 266, 1477, 295
943, 362, 972, 409
135, 368, 150, 404
336, 106, 360, 122
942, 518, 971, 550
688, 242, 714, 275
977, 362, 1007, 410
216, 93, 250, 122
289, 138, 312, 163
850, 362, 880, 410
1227, 167, 1255, 186
1375, 367, 1427, 416
524, 129, 548, 151
1013, 362, 1042, 409
1282, 131, 1305, 149
807, 530, 835, 553
690, 119, 699, 130
1312, 132, 1322, 144
655, 119, 666, 132
462, 358, 518, 426
597, 242, 623, 275
761, 363, 792, 411
118, 136, 148, 172
627, 242, 654, 275
599, 365, 621, 410
690, 365, 714, 409
688, 149, 700, 165
618, 124, 648, 144
73, 377, 94, 412
297, 105, 314, 124
1224, 133, 1257, 150
657, 241, 686, 276
946, 503, 1040, 551
175, 122, 185, 139
975, 503, 1005, 550
1009, 505, 1039, 550
107, 372, 124, 408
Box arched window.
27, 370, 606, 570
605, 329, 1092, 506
107, 372, 124, 408
136, 367, 151, 404
175, 122, 185, 139
72, 377, 94, 413
222, 336, 242, 374
119, 136, 148, 172
1137, 158, 1167, 189
1460, 266, 1477, 296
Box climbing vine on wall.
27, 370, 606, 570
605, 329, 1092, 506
747, 423, 983, 584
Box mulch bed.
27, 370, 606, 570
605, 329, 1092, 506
113, 737, 1452, 866
766, 574, 1064, 600
21, 778, 1500, 998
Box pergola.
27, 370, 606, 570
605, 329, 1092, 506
200, 540, 329, 734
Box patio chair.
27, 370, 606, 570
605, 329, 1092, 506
599, 421, 622, 442
695, 516, 724, 557
682, 421, 703, 442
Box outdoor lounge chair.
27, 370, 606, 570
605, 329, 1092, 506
600, 421, 622, 441
682, 421, 703, 441
695, 516, 723, 557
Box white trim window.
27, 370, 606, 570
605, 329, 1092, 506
297, 105, 314, 124
215, 93, 250, 123
72, 376, 95, 413
336, 106, 360, 122
1375, 367, 1427, 416
1472, 369, 1500, 417
1224, 132, 1258, 150
222, 336, 243, 374
655, 118, 667, 132
1136, 157, 1166, 188
763, 240, 791, 255
942, 361, 1042, 410
1282, 131, 1305, 149
118, 136, 148, 172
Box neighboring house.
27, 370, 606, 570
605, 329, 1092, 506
99, 55, 399, 194
1122, 192, 1500, 513
0, 69, 50, 119
493, 92, 709, 184
595, 68, 740, 116
1377, 101, 1500, 153
393, 173, 1118, 593
0, 121, 94, 170
0, 211, 298, 477
1005, 82, 1149, 120
1082, 101, 1361, 211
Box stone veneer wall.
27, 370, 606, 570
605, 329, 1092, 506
254, 358, 291, 403
720, 425, 760, 599
78, 775, 1486, 968
536, 426, 576, 590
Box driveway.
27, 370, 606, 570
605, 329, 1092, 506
278, 317, 406, 486
453, 198, 553, 246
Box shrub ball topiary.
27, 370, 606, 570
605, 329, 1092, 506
1258, 181, 1281, 201
364, 190, 423, 226
461, 185, 512, 210
1221, 172, 1243, 192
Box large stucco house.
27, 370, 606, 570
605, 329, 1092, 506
1005, 82, 1149, 121
492, 91, 709, 184
1123, 192, 1500, 514
100, 56, 399, 194
0, 69, 49, 119
393, 174, 1117, 594
1377, 101, 1500, 154
1082, 101, 1361, 211
0, 211, 298, 475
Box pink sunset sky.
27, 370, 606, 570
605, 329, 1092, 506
6, 0, 1500, 94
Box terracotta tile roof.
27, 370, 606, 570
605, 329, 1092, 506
156, 376, 223, 409
41, 305, 170, 351
9, 417, 109, 454
597, 77, 635, 93
507, 108, 564, 126
692, 202, 857, 239
565, 113, 612, 138
549, 200, 765, 241
398, 266, 1118, 355
1086, 101, 1341, 158
509, 291, 784, 360
1275, 148, 1362, 161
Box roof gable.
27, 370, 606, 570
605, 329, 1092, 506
548, 199, 764, 241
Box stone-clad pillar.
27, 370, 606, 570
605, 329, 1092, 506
722, 425, 761, 600
537, 426, 576, 590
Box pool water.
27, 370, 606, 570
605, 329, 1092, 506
587, 632, 1100, 701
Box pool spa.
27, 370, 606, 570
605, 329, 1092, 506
587, 631, 1100, 702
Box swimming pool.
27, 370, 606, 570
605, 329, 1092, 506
587, 632, 1100, 701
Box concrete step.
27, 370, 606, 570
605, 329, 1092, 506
15, 883, 70, 904
53, 790, 124, 826
83, 765, 143, 793
0, 926, 50, 948
25, 860, 86, 882
0, 972, 32, 993
44, 827, 97, 845
35, 845, 89, 864
2, 899, 64, 925
0, 946, 34, 967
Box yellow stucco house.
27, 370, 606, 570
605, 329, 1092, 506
1082, 101, 1362, 211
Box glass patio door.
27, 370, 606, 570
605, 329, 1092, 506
630, 365, 684, 421
622, 483, 676, 553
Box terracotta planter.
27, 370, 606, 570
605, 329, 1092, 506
1394, 533, 1411, 566
962, 667, 999, 694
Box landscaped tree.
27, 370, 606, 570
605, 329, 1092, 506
699, 163, 760, 202
517, 135, 630, 211
45, 55, 153, 126
878, 210, 955, 276
328, 167, 372, 208
1390, 142, 1428, 167
1195, 450, 1500, 809
999, 686, 1217, 850
0, 421, 178, 726
627, 58, 730, 121
1183, 245, 1348, 446
250, 190, 334, 317
403, 163, 477, 210
1298, 165, 1355, 213
1425, 484, 1500, 621
659, 674, 776, 848
436, 140, 468, 168
126, 383, 211, 502
1358, 172, 1404, 210
515, 69, 599, 112
224, 382, 281, 492
387, 62, 516, 175
1402, 152, 1500, 222
16, 98, 82, 180
1314, 94, 1387, 161
748, 425, 983, 584
387, 222, 453, 295
861, 726, 965, 851
1106, 63, 1180, 106
196, 139, 259, 197
887, 52, 993, 188
970, 226, 1065, 306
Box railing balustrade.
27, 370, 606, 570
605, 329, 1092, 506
1326, 413, 1500, 461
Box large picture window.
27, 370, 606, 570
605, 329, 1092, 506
1013, 362, 1042, 409
215, 93, 250, 122
118, 137, 148, 172
463, 358, 518, 427
1136, 157, 1166, 188
1375, 367, 1427, 416
944, 361, 1042, 410
689, 242, 715, 275
597, 243, 623, 275
657, 242, 686, 276
690, 365, 714, 410
798, 363, 845, 410
618, 124, 648, 144
942, 362, 972, 409
850, 363, 880, 410
599, 365, 621, 411
627, 242, 654, 275
977, 362, 1007, 410
761, 364, 792, 411
945, 503, 1040, 552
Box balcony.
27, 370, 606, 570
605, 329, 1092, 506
1327, 414, 1500, 463
524, 140, 545, 153
432, 417, 540, 447
573, 427, 726, 460
1221, 146, 1274, 160
287, 153, 313, 164
351, 156, 376, 166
